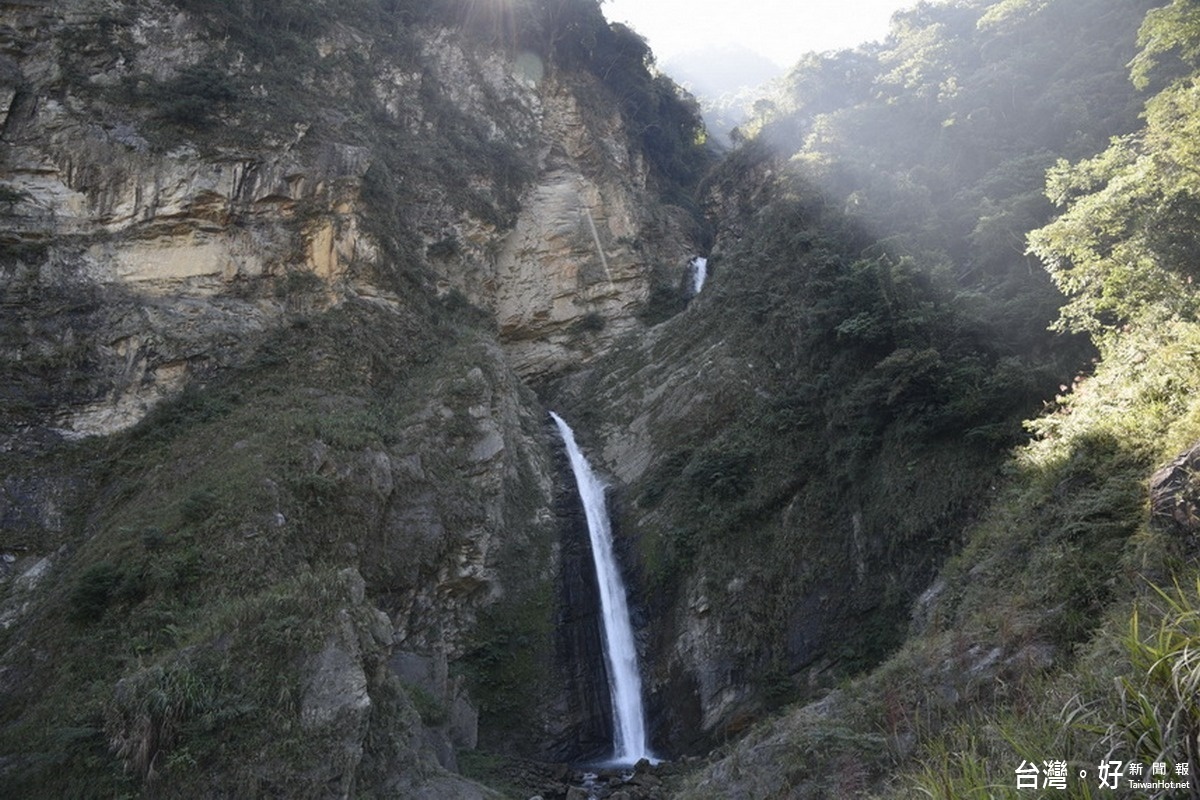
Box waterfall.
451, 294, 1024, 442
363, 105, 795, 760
550, 412, 651, 765
690, 256, 708, 295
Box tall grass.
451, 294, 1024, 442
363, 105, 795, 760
1101, 580, 1200, 798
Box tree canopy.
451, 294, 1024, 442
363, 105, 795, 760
1030, 0, 1200, 338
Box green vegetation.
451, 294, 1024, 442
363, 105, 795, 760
590, 99, 1091, 713
666, 1, 1200, 795
68, 561, 128, 622
143, 62, 238, 130
0, 295, 558, 795
1104, 581, 1200, 780
458, 578, 557, 741
171, 0, 435, 65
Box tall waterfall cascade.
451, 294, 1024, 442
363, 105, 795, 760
690, 256, 708, 295
550, 412, 652, 765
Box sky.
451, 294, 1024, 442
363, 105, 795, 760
601, 0, 918, 69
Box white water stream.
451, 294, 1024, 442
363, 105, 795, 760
690, 256, 708, 295
550, 412, 651, 765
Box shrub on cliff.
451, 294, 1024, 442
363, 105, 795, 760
149, 63, 237, 130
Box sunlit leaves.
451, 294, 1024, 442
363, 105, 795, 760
1144, 77, 1200, 193
878, 20, 959, 100
1030, 69, 1200, 337
1029, 143, 1193, 334
1130, 0, 1200, 89
782, 50, 879, 122
975, 0, 1053, 32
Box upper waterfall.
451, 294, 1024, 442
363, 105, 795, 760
690, 256, 708, 295
549, 412, 652, 765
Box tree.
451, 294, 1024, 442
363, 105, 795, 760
1130, 0, 1200, 90
1028, 2, 1200, 337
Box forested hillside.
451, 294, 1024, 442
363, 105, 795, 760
657, 0, 1200, 795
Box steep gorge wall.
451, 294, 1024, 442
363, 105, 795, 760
550, 155, 1025, 756
0, 0, 701, 794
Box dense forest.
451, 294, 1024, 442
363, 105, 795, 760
656, 0, 1200, 796
4, 0, 1200, 798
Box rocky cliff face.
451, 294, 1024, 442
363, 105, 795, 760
0, 0, 695, 444
0, 0, 702, 795
486, 86, 694, 380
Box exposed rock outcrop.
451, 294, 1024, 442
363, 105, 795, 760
0, 0, 695, 446
0, 0, 709, 794
1150, 441, 1200, 543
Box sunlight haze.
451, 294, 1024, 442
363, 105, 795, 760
602, 0, 917, 68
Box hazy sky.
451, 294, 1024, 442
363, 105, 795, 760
602, 0, 917, 67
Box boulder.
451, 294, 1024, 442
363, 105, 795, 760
1150, 441, 1200, 541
